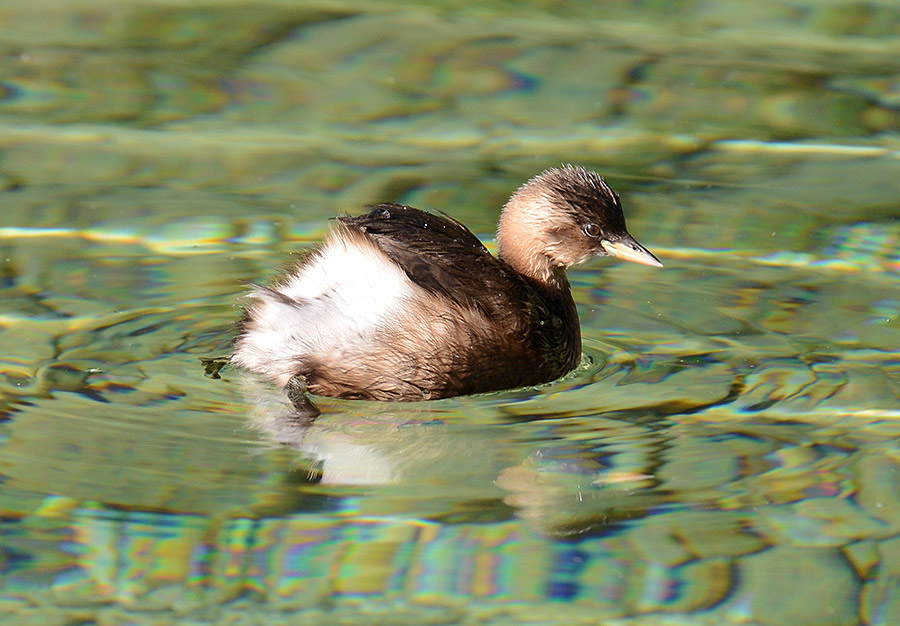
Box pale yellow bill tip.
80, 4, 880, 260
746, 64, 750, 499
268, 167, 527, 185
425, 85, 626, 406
601, 238, 663, 267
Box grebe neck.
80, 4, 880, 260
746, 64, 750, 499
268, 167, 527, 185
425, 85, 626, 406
496, 194, 559, 286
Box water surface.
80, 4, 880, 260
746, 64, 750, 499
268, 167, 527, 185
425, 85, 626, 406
1, 1, 899, 625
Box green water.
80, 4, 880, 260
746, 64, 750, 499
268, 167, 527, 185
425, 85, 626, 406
1, 1, 899, 625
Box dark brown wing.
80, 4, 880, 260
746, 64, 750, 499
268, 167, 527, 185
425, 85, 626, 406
338, 203, 581, 389
338, 203, 526, 320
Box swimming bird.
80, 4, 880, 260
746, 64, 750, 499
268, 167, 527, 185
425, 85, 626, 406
231, 165, 661, 417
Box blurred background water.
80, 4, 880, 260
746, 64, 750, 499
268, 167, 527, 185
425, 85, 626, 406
1, 1, 899, 624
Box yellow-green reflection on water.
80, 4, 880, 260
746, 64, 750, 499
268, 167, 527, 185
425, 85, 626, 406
1, 1, 899, 625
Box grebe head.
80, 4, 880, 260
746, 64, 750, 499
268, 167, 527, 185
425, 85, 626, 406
496, 164, 662, 284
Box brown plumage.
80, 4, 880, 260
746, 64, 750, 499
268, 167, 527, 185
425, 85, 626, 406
231, 165, 661, 416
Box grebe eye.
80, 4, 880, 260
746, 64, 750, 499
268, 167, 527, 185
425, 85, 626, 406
583, 223, 601, 237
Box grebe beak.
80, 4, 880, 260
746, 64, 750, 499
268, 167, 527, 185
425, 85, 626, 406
601, 236, 663, 268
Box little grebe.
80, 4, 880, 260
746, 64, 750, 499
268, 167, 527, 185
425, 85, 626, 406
232, 165, 661, 416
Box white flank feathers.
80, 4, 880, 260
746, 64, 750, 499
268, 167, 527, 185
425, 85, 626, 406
232, 230, 414, 386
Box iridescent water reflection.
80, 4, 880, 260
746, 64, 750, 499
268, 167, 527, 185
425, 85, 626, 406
1, 1, 899, 625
